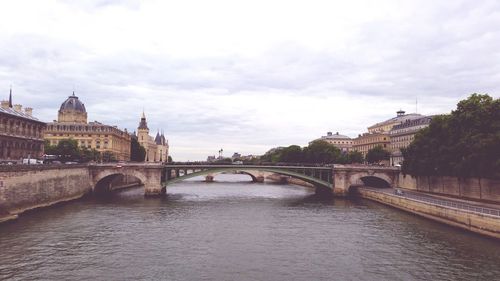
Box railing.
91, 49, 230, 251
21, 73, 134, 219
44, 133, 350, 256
395, 190, 500, 217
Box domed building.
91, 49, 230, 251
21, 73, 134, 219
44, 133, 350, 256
44, 92, 131, 161
311, 132, 353, 152
57, 93, 87, 123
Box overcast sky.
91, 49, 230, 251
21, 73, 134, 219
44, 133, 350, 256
1, 0, 499, 160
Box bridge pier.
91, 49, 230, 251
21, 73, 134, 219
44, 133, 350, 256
205, 174, 214, 182
254, 175, 265, 183
144, 185, 166, 197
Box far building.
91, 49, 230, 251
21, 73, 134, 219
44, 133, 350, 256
135, 112, 169, 163
0, 89, 46, 162
44, 92, 131, 161
311, 132, 353, 152
389, 115, 433, 166
353, 110, 423, 159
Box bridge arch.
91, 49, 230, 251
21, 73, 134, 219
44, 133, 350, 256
93, 169, 147, 193
166, 166, 332, 189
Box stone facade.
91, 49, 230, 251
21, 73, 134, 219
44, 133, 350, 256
389, 116, 432, 166
352, 132, 390, 157
311, 132, 353, 152
0, 90, 46, 162
44, 93, 131, 161
135, 112, 169, 163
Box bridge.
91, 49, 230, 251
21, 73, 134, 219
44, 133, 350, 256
163, 164, 400, 196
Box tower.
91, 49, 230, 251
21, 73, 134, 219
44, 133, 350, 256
137, 111, 149, 143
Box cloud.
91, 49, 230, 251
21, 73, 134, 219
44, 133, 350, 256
0, 0, 499, 160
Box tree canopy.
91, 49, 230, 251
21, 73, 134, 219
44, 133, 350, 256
402, 94, 500, 179
366, 145, 390, 164
44, 138, 117, 163
130, 138, 146, 162
261, 140, 364, 164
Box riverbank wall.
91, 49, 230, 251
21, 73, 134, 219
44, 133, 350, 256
356, 188, 500, 239
0, 165, 92, 223
399, 175, 500, 203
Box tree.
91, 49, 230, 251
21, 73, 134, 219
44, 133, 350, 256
130, 138, 146, 162
102, 151, 117, 162
347, 150, 364, 164
303, 140, 341, 164
55, 139, 81, 162
402, 94, 500, 179
81, 147, 100, 162
366, 145, 390, 164
279, 145, 303, 163
167, 156, 173, 163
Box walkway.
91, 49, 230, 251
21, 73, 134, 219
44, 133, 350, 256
359, 186, 500, 217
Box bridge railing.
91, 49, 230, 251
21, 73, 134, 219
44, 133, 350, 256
396, 191, 500, 217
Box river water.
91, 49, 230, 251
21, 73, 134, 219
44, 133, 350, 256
1, 174, 499, 281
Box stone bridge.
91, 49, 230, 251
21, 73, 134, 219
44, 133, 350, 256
89, 163, 165, 196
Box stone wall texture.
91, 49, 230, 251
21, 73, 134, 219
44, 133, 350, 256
399, 174, 500, 203
358, 188, 500, 239
0, 166, 92, 221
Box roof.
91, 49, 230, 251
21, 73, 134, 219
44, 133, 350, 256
368, 113, 422, 129
321, 132, 351, 140
391, 116, 433, 130
0, 106, 44, 123
59, 93, 86, 113
138, 113, 149, 130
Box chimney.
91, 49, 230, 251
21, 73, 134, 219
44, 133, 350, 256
25, 107, 33, 116
327, 132, 332, 136
14, 104, 22, 112
1, 100, 9, 109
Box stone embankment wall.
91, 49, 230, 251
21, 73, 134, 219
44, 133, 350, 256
399, 175, 500, 203
0, 165, 92, 222
357, 188, 500, 239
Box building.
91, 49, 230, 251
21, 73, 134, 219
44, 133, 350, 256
352, 132, 390, 157
353, 110, 424, 158
136, 112, 169, 163
389, 116, 433, 166
368, 110, 422, 133
44, 93, 131, 161
312, 132, 353, 152
0, 89, 46, 162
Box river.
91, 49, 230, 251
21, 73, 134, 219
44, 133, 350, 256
1, 174, 499, 281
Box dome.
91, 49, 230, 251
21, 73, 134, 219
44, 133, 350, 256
59, 92, 86, 113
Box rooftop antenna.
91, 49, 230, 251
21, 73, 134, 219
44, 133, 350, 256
415, 97, 418, 113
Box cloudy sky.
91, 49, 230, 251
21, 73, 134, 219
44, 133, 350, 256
1, 0, 499, 160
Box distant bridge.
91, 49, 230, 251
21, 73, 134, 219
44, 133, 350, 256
163, 164, 400, 196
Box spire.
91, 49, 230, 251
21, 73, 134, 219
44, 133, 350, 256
72, 91, 75, 96
8, 86, 12, 108
142, 109, 145, 119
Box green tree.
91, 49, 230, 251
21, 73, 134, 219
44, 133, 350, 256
279, 145, 303, 163
366, 145, 390, 164
303, 140, 341, 164
44, 140, 57, 155
347, 150, 364, 164
402, 94, 500, 178
102, 151, 117, 162
81, 147, 100, 162
55, 139, 81, 162
167, 155, 173, 163
130, 138, 146, 162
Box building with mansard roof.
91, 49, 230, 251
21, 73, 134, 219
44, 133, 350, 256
136, 112, 168, 163
44, 92, 131, 161
0, 89, 46, 162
